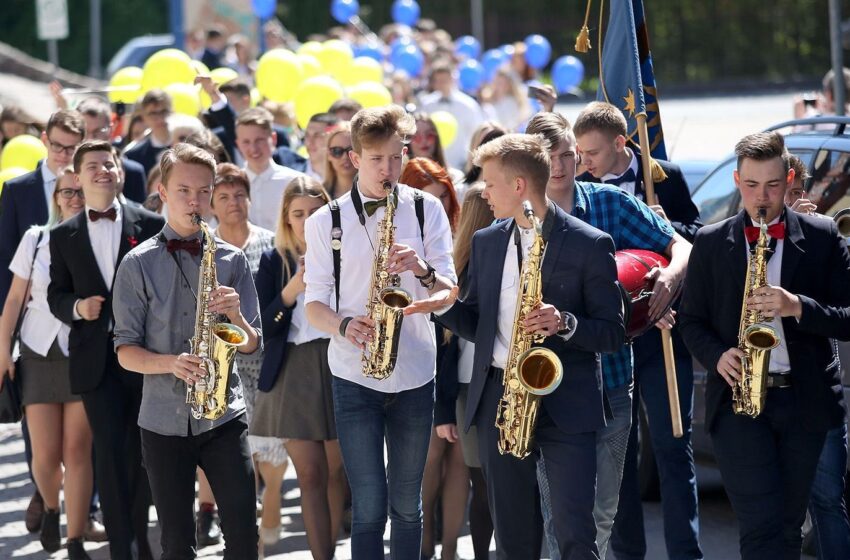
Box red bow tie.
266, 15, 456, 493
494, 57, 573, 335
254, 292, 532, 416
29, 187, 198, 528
166, 238, 201, 256
88, 207, 117, 222
744, 222, 785, 243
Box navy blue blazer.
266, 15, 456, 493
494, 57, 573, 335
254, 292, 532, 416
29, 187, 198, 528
123, 136, 168, 175
679, 209, 850, 433
120, 156, 147, 203
577, 156, 702, 242
437, 203, 625, 434
0, 164, 49, 304
256, 248, 299, 392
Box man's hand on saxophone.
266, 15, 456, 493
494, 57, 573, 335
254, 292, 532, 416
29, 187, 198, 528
521, 303, 562, 336
207, 286, 241, 321
745, 285, 802, 321
386, 242, 427, 276
715, 347, 746, 388
340, 315, 375, 350
169, 353, 205, 385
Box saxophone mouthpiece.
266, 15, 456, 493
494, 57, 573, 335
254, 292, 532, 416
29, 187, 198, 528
522, 201, 534, 220
756, 207, 767, 223
381, 180, 392, 193
191, 213, 202, 226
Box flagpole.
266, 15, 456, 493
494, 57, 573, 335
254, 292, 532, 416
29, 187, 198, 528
636, 112, 683, 439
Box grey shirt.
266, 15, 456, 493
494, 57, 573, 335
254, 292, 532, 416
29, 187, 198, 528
113, 224, 263, 437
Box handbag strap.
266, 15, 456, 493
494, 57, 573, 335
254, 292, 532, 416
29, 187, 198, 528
12, 230, 44, 342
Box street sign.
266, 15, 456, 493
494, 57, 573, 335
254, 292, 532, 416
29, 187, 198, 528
36, 0, 69, 41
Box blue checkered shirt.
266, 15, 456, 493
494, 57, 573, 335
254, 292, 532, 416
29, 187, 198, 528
570, 181, 674, 389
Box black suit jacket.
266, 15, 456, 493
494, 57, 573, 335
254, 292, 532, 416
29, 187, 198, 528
47, 204, 165, 393
256, 248, 297, 392
123, 136, 168, 175
205, 103, 291, 163
0, 164, 49, 304
120, 156, 147, 203
679, 209, 850, 433
577, 156, 702, 242
437, 204, 624, 433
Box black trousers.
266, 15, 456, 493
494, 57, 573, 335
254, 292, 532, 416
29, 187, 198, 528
712, 388, 827, 560
80, 353, 148, 560
475, 371, 598, 560
141, 415, 258, 560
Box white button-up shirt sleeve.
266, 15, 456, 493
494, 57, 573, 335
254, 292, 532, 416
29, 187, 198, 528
304, 206, 336, 309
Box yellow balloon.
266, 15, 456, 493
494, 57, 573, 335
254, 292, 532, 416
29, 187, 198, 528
199, 67, 241, 108
340, 57, 384, 86
294, 76, 344, 129
316, 40, 353, 81
297, 41, 324, 58
347, 82, 392, 108
256, 49, 304, 103
0, 167, 29, 195
108, 66, 143, 104
430, 111, 458, 148
1, 135, 47, 171
191, 60, 210, 77
141, 49, 196, 92
164, 83, 201, 117
298, 54, 323, 79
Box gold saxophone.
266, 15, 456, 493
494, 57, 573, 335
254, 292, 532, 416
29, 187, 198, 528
732, 208, 780, 418
185, 214, 249, 420
495, 202, 564, 459
362, 180, 413, 380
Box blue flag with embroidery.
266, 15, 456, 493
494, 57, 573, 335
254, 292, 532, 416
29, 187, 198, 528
597, 0, 667, 160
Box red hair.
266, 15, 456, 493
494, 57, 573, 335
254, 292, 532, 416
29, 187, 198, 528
400, 157, 460, 232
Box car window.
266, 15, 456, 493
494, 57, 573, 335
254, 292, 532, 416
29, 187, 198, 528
691, 158, 738, 225
808, 149, 850, 217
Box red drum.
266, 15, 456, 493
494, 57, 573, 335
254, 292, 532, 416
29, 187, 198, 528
615, 249, 672, 339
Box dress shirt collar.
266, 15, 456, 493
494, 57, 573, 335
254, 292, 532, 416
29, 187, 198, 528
600, 148, 638, 183
85, 199, 121, 224
244, 160, 278, 182
41, 161, 57, 185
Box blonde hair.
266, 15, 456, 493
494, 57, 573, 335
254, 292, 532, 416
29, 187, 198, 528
159, 143, 216, 188
350, 105, 416, 153
472, 133, 551, 194
275, 176, 331, 277
44, 166, 77, 229
322, 122, 352, 198
453, 183, 495, 282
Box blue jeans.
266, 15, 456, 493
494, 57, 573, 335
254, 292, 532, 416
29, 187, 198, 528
612, 329, 702, 560
332, 376, 434, 560
808, 423, 850, 560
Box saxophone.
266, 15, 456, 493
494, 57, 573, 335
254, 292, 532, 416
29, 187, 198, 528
732, 207, 780, 418
495, 202, 564, 459
362, 180, 413, 380
185, 214, 249, 420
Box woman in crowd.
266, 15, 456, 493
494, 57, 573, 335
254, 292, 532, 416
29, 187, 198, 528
398, 158, 464, 560
251, 177, 346, 560
0, 167, 93, 559
322, 123, 356, 199
409, 113, 466, 191
462, 122, 507, 185
483, 67, 531, 132
435, 182, 495, 560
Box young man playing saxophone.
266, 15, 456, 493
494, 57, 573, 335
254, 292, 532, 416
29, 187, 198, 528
679, 132, 850, 559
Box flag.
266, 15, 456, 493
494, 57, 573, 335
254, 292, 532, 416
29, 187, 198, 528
598, 0, 667, 160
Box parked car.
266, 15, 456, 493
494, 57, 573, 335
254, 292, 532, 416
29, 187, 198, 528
675, 159, 718, 193
639, 117, 850, 508
106, 34, 176, 77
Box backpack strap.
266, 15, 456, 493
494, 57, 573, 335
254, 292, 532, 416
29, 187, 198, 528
414, 190, 425, 243
329, 200, 343, 313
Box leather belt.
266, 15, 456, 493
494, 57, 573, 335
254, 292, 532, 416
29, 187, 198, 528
767, 372, 792, 389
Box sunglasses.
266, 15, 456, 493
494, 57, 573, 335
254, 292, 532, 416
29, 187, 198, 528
328, 146, 353, 159
57, 188, 85, 200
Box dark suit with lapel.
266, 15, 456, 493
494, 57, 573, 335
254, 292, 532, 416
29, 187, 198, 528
256, 248, 296, 392
123, 136, 168, 175
438, 203, 624, 559
0, 164, 49, 304
120, 156, 147, 203
48, 203, 164, 560
679, 209, 850, 558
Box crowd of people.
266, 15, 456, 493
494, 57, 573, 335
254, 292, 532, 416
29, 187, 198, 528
0, 16, 848, 560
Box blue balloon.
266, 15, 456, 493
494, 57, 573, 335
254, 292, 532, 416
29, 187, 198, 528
481, 49, 508, 82
251, 0, 277, 19
390, 35, 414, 56
552, 55, 585, 93
391, 0, 420, 26
500, 44, 515, 58
458, 59, 485, 92
454, 35, 481, 60
355, 43, 384, 62
390, 44, 424, 77
331, 0, 359, 24
524, 34, 552, 70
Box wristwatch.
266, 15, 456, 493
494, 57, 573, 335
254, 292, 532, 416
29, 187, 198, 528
557, 311, 577, 337
414, 261, 437, 289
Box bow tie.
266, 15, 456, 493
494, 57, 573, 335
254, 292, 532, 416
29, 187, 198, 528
166, 238, 201, 256
363, 194, 396, 217
89, 207, 117, 222
744, 222, 785, 243
604, 168, 637, 187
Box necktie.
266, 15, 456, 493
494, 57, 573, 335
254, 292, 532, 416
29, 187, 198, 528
89, 207, 117, 222
166, 238, 201, 256
744, 222, 785, 243
604, 168, 637, 187
363, 198, 387, 217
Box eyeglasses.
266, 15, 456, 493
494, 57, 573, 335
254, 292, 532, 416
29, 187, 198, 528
57, 188, 85, 200
328, 146, 353, 159
48, 139, 79, 156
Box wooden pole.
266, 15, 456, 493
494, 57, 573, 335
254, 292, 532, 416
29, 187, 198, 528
635, 112, 683, 439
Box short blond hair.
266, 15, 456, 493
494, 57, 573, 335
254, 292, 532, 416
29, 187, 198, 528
472, 133, 550, 194
236, 107, 275, 135
160, 143, 216, 187
573, 101, 627, 139
350, 105, 416, 153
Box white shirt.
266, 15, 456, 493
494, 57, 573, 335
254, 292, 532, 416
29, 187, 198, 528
40, 163, 57, 211
287, 292, 330, 344
86, 199, 122, 288
305, 160, 322, 183
9, 228, 69, 356
745, 214, 791, 372
419, 89, 487, 170
493, 224, 536, 368
304, 183, 456, 393
600, 149, 640, 198
457, 338, 475, 384
245, 161, 306, 231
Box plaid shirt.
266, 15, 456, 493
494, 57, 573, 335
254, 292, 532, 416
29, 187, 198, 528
570, 181, 674, 389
